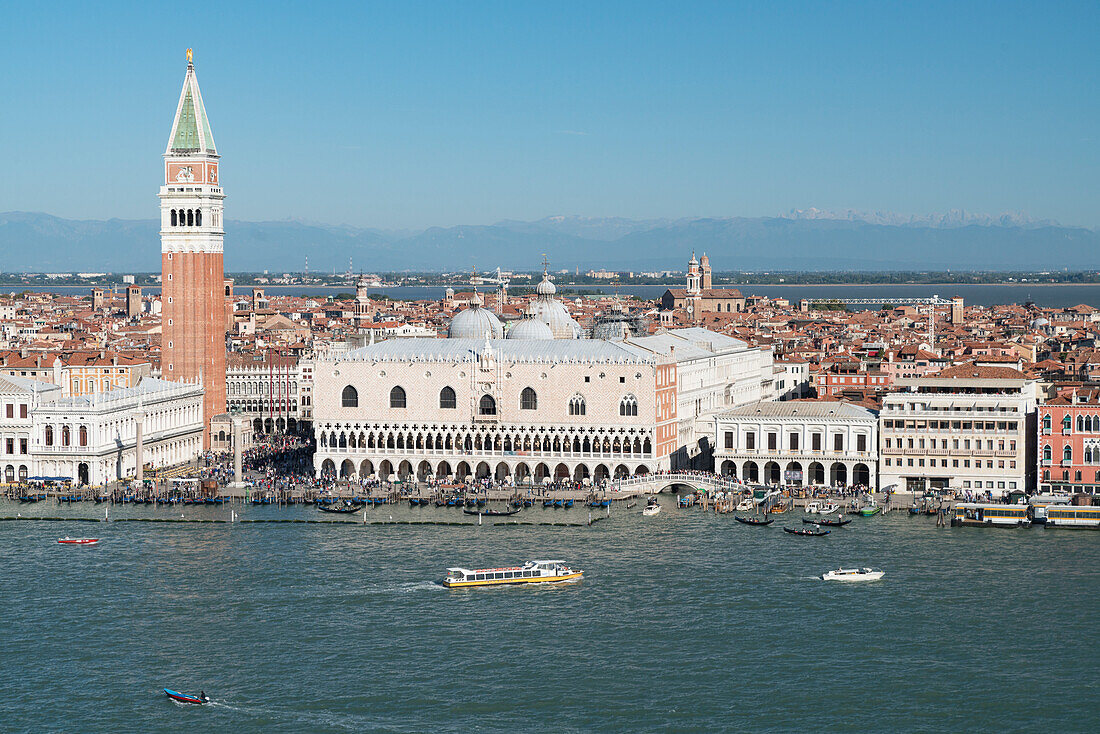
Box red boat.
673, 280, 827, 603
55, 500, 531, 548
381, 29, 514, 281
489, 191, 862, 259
164, 688, 208, 705
57, 537, 99, 545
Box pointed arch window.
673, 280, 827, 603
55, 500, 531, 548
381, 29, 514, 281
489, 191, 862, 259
341, 385, 358, 408
520, 387, 537, 410
619, 394, 638, 417
479, 394, 497, 416
569, 394, 586, 416
439, 386, 456, 409
1077, 415, 1084, 432
1063, 445, 1073, 463
390, 386, 406, 409
1042, 414, 1052, 432
1063, 415, 1072, 431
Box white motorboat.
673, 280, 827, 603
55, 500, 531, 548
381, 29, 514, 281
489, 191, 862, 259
820, 501, 840, 514
821, 567, 884, 582
642, 498, 661, 516
736, 498, 755, 511
804, 501, 822, 514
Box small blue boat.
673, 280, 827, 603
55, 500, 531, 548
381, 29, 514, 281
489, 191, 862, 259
164, 688, 207, 705
563, 499, 574, 508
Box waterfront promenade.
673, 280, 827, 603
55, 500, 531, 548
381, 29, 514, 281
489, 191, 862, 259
2, 467, 917, 518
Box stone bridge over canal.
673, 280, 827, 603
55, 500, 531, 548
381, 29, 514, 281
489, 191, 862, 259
610, 472, 744, 495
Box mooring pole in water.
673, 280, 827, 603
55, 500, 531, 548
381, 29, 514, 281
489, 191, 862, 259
478, 511, 482, 526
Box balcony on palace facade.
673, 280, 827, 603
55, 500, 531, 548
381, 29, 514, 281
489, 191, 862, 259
319, 445, 655, 461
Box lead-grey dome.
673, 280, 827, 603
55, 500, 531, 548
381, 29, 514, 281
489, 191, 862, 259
507, 315, 554, 340
448, 294, 504, 339
536, 273, 557, 296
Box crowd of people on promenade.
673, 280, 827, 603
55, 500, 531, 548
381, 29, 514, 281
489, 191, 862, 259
131, 436, 943, 502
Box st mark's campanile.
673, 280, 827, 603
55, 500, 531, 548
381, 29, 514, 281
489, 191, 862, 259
160, 49, 226, 447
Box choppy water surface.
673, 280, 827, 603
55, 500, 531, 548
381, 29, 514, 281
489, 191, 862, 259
1, 499, 1096, 733
13, 283, 1100, 308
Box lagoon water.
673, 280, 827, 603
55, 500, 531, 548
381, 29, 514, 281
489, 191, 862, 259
1, 498, 1096, 733
11, 283, 1100, 309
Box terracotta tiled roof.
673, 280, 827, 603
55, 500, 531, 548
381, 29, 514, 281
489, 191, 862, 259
932, 361, 1026, 380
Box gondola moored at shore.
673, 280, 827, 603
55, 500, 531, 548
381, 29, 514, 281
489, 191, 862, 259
317, 501, 365, 514
462, 507, 520, 517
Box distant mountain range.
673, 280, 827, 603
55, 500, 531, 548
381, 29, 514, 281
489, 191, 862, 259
1, 211, 1097, 272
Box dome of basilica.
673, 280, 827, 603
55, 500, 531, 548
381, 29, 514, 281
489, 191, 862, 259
448, 293, 504, 339
507, 313, 555, 340
530, 268, 583, 339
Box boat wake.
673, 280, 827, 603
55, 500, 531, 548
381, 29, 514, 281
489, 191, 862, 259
396, 580, 446, 593
198, 699, 377, 731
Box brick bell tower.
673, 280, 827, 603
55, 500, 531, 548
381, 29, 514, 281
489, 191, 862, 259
160, 49, 226, 448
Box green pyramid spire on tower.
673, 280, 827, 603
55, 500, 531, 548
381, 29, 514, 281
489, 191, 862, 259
166, 51, 217, 156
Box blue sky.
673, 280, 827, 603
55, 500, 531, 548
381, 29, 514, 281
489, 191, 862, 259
2, 1, 1096, 228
